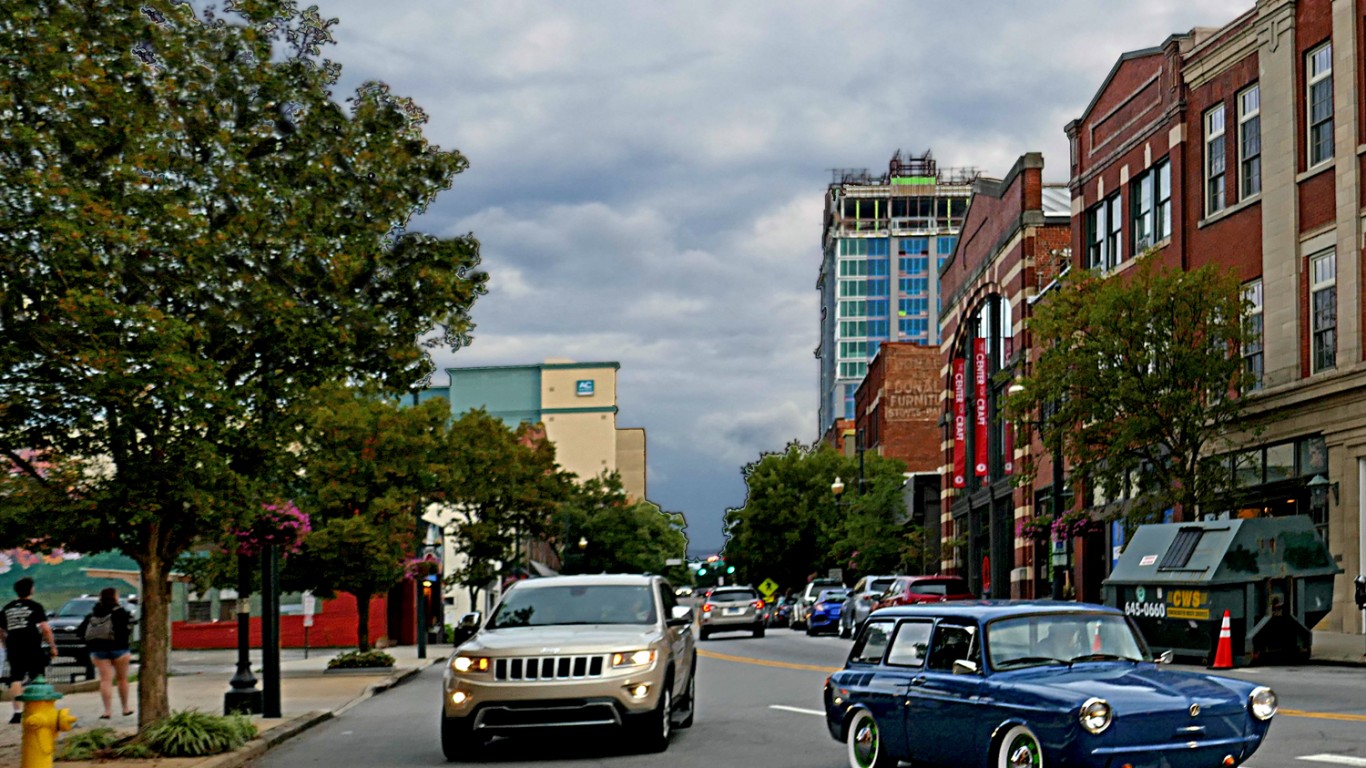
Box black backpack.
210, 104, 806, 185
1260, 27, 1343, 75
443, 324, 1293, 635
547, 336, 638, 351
83, 612, 115, 643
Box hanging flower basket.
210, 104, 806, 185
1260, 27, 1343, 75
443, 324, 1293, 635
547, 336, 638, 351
1016, 516, 1054, 543
1051, 509, 1099, 541
405, 553, 441, 578
234, 501, 311, 557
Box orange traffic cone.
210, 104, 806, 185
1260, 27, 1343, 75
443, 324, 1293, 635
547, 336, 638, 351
1092, 623, 1103, 653
1211, 610, 1234, 669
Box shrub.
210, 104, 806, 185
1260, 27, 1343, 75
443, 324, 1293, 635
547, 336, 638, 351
328, 649, 396, 669
58, 727, 119, 761
140, 710, 258, 757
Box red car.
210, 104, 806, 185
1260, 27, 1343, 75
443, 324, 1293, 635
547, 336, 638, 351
874, 575, 974, 609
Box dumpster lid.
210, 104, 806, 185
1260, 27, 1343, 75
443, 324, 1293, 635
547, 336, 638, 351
1103, 515, 1341, 585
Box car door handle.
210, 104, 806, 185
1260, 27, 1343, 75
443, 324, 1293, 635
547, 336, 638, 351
910, 676, 927, 686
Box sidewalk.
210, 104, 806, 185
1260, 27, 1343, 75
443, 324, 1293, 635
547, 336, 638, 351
0, 643, 450, 766
1313, 629, 1366, 664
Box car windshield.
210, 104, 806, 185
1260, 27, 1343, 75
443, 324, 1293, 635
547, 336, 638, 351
710, 589, 757, 602
869, 578, 897, 594
816, 590, 849, 603
53, 599, 97, 617
908, 579, 968, 595
987, 613, 1150, 669
488, 585, 657, 628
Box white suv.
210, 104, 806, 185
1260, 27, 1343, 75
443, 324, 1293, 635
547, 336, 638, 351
441, 574, 696, 760
837, 574, 899, 638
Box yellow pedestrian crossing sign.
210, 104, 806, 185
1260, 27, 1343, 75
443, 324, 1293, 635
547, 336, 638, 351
758, 578, 779, 599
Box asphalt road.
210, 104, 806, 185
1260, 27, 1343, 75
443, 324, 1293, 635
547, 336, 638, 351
246, 624, 1366, 768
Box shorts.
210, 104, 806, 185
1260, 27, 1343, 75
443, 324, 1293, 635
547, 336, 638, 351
5, 649, 47, 683
90, 649, 131, 661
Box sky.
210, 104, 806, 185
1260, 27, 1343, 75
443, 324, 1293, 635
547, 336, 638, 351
297, 0, 1251, 555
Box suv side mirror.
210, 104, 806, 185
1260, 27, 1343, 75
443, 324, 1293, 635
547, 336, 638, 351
458, 611, 481, 629
668, 606, 694, 627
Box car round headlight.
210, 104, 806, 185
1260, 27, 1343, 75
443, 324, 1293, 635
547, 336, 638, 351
1249, 686, 1278, 720
1079, 697, 1113, 734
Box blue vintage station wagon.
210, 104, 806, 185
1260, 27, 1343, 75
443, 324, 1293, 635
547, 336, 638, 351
824, 601, 1276, 768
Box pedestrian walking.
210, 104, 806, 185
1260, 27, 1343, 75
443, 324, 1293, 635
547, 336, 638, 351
77, 587, 135, 719
0, 577, 58, 723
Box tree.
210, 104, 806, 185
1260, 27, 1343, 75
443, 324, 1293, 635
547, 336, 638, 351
282, 385, 453, 651
558, 473, 688, 578
0, 1, 485, 725
1005, 254, 1259, 529
440, 411, 572, 601
721, 442, 908, 590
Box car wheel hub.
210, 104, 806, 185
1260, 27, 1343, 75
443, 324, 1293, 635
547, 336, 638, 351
1008, 739, 1039, 768
854, 721, 878, 767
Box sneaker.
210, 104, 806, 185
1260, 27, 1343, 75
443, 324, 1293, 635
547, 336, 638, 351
8, 713, 19, 725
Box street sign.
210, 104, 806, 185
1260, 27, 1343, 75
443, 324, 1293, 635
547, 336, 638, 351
302, 591, 316, 628
664, 558, 684, 566
758, 578, 779, 599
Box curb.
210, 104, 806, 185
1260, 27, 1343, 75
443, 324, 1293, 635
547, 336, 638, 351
195, 711, 333, 768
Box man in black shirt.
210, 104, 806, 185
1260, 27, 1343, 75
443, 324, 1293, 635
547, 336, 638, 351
1, 577, 58, 724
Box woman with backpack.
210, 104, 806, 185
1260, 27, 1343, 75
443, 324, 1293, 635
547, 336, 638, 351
78, 587, 135, 719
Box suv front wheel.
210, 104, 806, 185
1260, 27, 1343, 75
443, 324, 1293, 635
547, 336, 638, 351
440, 716, 484, 762
631, 678, 673, 753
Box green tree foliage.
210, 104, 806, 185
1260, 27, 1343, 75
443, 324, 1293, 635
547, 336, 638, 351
0, 1, 484, 725
721, 442, 909, 590
281, 385, 453, 651
1006, 255, 1259, 527
557, 473, 688, 579
441, 411, 573, 599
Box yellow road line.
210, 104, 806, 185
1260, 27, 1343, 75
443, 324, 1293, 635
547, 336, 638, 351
697, 648, 841, 674
1280, 709, 1366, 723
697, 654, 1366, 725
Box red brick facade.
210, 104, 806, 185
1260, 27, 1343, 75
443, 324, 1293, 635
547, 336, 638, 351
854, 343, 939, 473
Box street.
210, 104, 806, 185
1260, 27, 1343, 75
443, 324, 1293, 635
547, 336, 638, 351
246, 628, 1366, 768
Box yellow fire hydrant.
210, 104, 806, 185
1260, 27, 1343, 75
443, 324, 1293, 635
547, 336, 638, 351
18, 677, 77, 768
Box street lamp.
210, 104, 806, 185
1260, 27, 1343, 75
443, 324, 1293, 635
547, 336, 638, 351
831, 476, 846, 509
1008, 382, 1069, 601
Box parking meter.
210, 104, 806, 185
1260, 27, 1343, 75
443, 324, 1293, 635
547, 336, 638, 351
1354, 574, 1366, 610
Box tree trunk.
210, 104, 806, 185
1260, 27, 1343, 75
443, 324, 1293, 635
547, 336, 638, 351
355, 592, 371, 652
137, 553, 172, 729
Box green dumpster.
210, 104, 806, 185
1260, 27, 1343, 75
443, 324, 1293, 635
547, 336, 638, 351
1103, 515, 1341, 666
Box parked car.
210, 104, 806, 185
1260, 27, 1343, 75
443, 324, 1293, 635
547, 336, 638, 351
874, 575, 973, 609
46, 595, 140, 667
838, 574, 899, 639
440, 574, 696, 759
768, 596, 797, 628
791, 577, 843, 630
824, 601, 1277, 768
806, 588, 850, 636
698, 586, 765, 640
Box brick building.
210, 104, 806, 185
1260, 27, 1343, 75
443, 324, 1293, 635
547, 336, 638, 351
1064, 0, 1366, 627
938, 153, 1071, 599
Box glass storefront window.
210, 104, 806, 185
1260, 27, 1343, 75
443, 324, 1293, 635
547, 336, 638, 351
1234, 450, 1262, 487
1264, 443, 1295, 484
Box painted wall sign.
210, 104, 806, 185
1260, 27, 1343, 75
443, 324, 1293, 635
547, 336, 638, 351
952, 358, 966, 488
575, 379, 595, 397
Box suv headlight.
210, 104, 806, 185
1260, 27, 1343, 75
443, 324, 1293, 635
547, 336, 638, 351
451, 656, 490, 673
611, 650, 656, 669
1249, 686, 1278, 720
1079, 697, 1113, 734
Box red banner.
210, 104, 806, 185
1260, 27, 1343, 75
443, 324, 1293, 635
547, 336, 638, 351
974, 338, 988, 477
952, 358, 966, 488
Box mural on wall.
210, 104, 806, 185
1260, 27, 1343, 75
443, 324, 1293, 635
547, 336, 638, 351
0, 549, 139, 607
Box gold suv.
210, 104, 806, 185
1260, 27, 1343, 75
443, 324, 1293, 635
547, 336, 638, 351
440, 574, 697, 761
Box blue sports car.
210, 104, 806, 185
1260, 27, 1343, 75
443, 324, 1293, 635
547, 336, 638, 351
824, 601, 1276, 768
807, 588, 850, 635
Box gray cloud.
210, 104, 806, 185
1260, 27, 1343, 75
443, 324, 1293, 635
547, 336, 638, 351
296, 0, 1253, 552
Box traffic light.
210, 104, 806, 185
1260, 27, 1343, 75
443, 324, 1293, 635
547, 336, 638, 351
698, 567, 708, 576
726, 566, 735, 574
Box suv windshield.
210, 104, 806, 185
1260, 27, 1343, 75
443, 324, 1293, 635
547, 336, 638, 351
710, 589, 757, 602
53, 599, 97, 617
488, 585, 657, 628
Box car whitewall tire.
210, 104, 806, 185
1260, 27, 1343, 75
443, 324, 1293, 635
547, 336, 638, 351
846, 709, 895, 768
996, 724, 1044, 768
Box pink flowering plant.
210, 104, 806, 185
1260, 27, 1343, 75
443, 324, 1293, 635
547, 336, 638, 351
235, 501, 312, 557
405, 552, 441, 577
1016, 516, 1054, 543
1050, 509, 1098, 541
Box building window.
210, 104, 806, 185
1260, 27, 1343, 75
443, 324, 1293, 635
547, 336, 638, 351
1238, 84, 1261, 199
1084, 193, 1121, 270
1131, 159, 1171, 252
1242, 279, 1263, 390
1310, 250, 1336, 372
1307, 43, 1333, 167
1205, 104, 1226, 215
867, 319, 889, 338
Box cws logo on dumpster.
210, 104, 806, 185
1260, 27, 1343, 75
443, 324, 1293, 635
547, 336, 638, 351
1124, 586, 1210, 620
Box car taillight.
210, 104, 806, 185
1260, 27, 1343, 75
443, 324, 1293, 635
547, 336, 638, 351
753, 600, 764, 609
702, 603, 714, 612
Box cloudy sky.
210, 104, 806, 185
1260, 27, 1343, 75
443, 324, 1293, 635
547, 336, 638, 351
303, 0, 1249, 554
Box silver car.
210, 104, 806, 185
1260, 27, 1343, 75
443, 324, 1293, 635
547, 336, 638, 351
838, 574, 899, 638
441, 574, 697, 760
697, 586, 765, 640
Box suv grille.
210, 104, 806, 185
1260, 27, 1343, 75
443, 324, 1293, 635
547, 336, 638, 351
494, 655, 605, 681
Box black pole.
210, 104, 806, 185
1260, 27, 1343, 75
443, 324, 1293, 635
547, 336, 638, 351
261, 543, 281, 718
224, 553, 262, 715
1050, 436, 1067, 601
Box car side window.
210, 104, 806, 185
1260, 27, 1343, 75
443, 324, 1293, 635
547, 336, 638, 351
851, 619, 896, 664
885, 620, 933, 667
926, 622, 978, 672
659, 584, 678, 617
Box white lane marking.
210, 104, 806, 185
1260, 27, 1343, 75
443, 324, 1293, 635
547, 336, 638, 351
1299, 755, 1366, 766
769, 704, 825, 717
